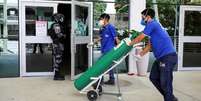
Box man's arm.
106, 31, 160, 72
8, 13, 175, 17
129, 33, 146, 46
115, 37, 120, 45
94, 36, 101, 44
140, 40, 151, 56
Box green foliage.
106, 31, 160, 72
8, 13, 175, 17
94, 2, 106, 20
117, 29, 130, 40
115, 0, 129, 13
147, 0, 179, 36
116, 4, 129, 13
117, 29, 149, 43
147, 0, 201, 36
130, 30, 149, 42
94, 2, 106, 28
94, 2, 106, 15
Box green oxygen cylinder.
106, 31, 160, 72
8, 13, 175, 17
74, 30, 146, 91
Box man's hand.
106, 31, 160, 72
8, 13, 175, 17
115, 37, 121, 45
133, 42, 144, 48
87, 42, 94, 48
94, 37, 101, 44
129, 33, 146, 46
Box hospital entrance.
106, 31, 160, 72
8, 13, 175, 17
19, 0, 93, 79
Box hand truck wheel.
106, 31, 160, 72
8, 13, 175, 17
92, 84, 103, 95
87, 90, 98, 101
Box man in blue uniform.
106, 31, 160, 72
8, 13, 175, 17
127, 8, 178, 101
98, 13, 119, 85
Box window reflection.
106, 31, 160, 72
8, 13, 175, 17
74, 5, 89, 36
25, 6, 53, 36
26, 43, 53, 72
0, 5, 3, 18
184, 11, 201, 36
75, 44, 88, 75
183, 43, 201, 67
0, 1, 19, 77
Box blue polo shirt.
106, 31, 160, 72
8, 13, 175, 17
100, 24, 116, 53
143, 20, 176, 59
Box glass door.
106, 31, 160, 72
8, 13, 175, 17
71, 1, 93, 79
20, 1, 57, 76
0, 1, 19, 77
178, 5, 201, 70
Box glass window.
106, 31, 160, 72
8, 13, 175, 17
184, 11, 201, 36
25, 6, 53, 36
7, 7, 18, 20
75, 44, 88, 75
8, 25, 18, 40
0, 39, 19, 77
26, 43, 53, 72
0, 23, 3, 36
74, 5, 89, 36
0, 5, 3, 19
0, 2, 19, 77
183, 43, 201, 67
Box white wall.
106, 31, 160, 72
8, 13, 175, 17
128, 0, 146, 74
129, 0, 146, 31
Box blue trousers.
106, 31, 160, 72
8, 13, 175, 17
101, 52, 115, 81
109, 69, 115, 81
150, 53, 177, 101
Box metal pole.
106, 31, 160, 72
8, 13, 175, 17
116, 65, 123, 101
152, 0, 159, 21
3, 0, 7, 52
174, 4, 179, 51
3, 0, 7, 38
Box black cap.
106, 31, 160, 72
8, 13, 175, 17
99, 13, 110, 20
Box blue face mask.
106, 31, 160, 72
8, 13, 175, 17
140, 18, 147, 26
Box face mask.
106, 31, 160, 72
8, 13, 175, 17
140, 18, 147, 26
98, 20, 104, 27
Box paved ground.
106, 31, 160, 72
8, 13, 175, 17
0, 71, 201, 101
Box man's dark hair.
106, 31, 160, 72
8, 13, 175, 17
141, 8, 155, 18
99, 13, 110, 21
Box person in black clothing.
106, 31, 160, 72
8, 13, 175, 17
33, 44, 44, 54
49, 13, 66, 80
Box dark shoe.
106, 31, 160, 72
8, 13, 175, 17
54, 71, 65, 80
54, 75, 65, 80
104, 80, 115, 85
173, 95, 178, 101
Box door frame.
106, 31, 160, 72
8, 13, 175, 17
19, 0, 93, 78
19, 0, 71, 76
178, 5, 201, 71
71, 1, 93, 80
